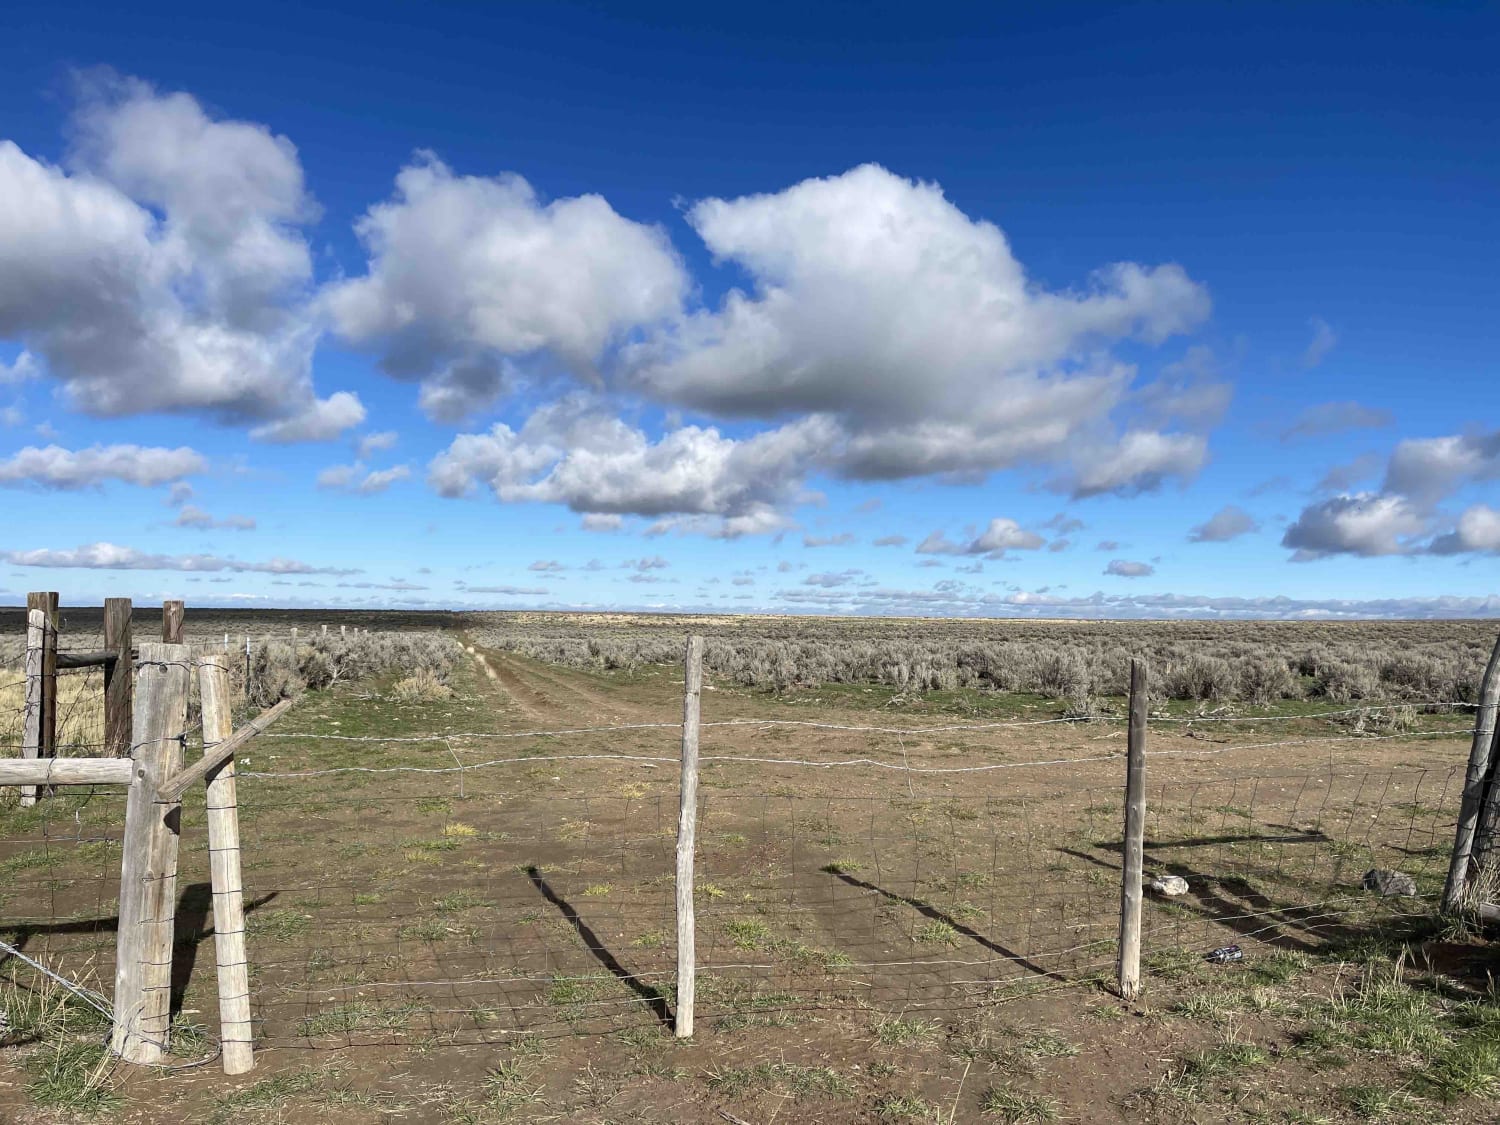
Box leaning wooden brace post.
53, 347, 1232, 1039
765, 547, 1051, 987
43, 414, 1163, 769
20, 607, 51, 807
104, 598, 133, 758
675, 634, 704, 1038
112, 642, 190, 1064
1443, 633, 1500, 913
1118, 658, 1148, 1001
198, 654, 255, 1074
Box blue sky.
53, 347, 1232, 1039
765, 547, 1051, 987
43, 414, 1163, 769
1, 1, 1496, 618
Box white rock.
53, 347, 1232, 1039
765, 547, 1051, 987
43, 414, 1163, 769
1149, 875, 1189, 896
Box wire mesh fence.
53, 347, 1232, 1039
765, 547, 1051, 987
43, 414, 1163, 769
0, 664, 1481, 1062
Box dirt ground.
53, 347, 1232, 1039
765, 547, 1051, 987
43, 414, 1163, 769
2, 630, 1497, 1123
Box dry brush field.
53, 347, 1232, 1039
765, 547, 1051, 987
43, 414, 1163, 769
1, 609, 1498, 1123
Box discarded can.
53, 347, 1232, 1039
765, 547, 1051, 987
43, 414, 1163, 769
1204, 944, 1244, 964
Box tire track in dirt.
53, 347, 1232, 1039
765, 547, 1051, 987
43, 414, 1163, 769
469, 645, 656, 727
457, 638, 549, 724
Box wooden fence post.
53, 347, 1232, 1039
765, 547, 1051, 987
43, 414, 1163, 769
104, 598, 133, 758
112, 642, 190, 1064
162, 600, 184, 644
675, 635, 704, 1039
1118, 659, 1148, 1000
20, 606, 53, 807
198, 654, 255, 1074
1444, 634, 1500, 913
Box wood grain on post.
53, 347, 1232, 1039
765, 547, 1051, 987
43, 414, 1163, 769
675, 635, 704, 1038
1444, 634, 1500, 912
21, 609, 46, 807
0, 758, 134, 786
198, 654, 255, 1074
104, 598, 133, 758
161, 600, 184, 644
24, 593, 58, 804
112, 642, 189, 1064
1118, 658, 1148, 1001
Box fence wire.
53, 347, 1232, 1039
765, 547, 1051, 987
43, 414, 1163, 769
0, 683, 1479, 1058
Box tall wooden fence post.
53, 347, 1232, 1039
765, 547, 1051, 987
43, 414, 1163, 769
675, 635, 704, 1039
104, 598, 133, 758
198, 654, 255, 1074
162, 600, 184, 644
1118, 659, 1148, 1001
112, 642, 190, 1064
1443, 634, 1500, 913
20, 606, 53, 807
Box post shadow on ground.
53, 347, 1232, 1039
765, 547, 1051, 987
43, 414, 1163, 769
824, 869, 1070, 983
169, 886, 277, 1020
0, 889, 277, 1045
524, 865, 672, 1027
1057, 834, 1349, 954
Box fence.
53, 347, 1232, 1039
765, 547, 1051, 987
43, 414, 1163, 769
1, 604, 1498, 1083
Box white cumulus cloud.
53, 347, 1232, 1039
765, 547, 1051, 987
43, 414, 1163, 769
0, 78, 358, 439
916, 518, 1045, 557
626, 163, 1212, 494
325, 153, 688, 420
0, 443, 205, 489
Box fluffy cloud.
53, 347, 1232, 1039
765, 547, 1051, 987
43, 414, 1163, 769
355, 430, 399, 460
173, 505, 255, 530
324, 154, 688, 420
916, 518, 1045, 557
1283, 427, 1500, 559
0, 78, 358, 437
249, 391, 366, 443
0, 443, 205, 489
804, 569, 864, 587
1105, 559, 1155, 577
873, 534, 909, 547
1188, 504, 1259, 543
0, 351, 38, 384
2, 541, 356, 574
1282, 493, 1427, 560
1382, 430, 1500, 508
316, 461, 411, 494
1067, 431, 1207, 498
1429, 505, 1500, 556
803, 532, 856, 548
429, 397, 830, 536
357, 465, 411, 495
625, 164, 1211, 493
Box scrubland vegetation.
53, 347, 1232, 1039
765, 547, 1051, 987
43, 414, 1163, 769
464, 613, 1499, 706
1, 626, 463, 750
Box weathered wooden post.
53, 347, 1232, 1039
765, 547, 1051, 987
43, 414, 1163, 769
198, 654, 255, 1074
675, 635, 703, 1038
1118, 659, 1148, 1000
162, 600, 184, 644
103, 598, 133, 758
20, 605, 53, 807
112, 642, 190, 1064
1445, 634, 1500, 912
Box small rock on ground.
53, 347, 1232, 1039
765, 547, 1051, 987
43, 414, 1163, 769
1361, 868, 1417, 896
